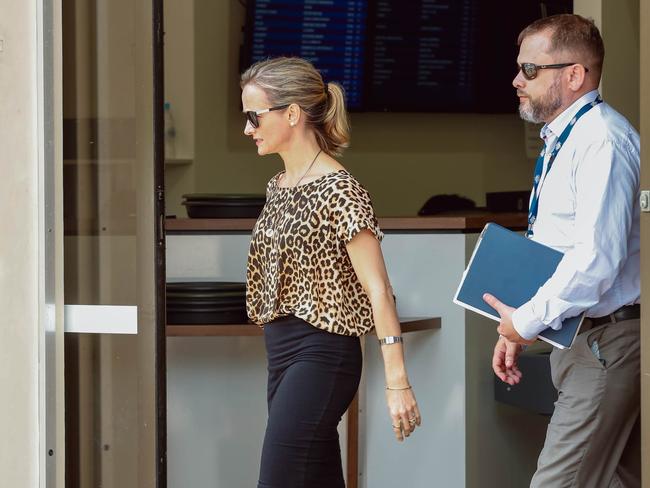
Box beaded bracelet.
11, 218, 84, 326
385, 385, 412, 391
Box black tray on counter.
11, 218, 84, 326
181, 194, 266, 219
166, 281, 248, 325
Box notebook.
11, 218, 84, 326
453, 222, 584, 349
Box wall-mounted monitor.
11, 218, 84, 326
240, 0, 573, 113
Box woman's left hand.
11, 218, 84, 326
386, 387, 421, 442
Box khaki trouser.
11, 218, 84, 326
530, 318, 640, 488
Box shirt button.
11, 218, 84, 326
265, 229, 273, 238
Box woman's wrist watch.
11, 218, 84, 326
378, 335, 403, 345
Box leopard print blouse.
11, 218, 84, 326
246, 169, 383, 336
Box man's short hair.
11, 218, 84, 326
518, 14, 605, 76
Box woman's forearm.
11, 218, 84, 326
369, 288, 410, 387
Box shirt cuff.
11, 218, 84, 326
512, 302, 546, 340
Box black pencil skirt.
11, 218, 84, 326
257, 315, 362, 488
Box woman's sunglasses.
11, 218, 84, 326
245, 104, 290, 129
518, 62, 588, 80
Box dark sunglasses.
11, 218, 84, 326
244, 104, 290, 129
518, 62, 588, 80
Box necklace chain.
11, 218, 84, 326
287, 149, 322, 188
266, 148, 322, 240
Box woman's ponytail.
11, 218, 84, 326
319, 82, 350, 157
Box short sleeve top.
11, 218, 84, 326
246, 169, 383, 336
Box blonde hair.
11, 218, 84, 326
241, 57, 350, 157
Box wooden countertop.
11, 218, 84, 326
166, 316, 440, 337
166, 212, 527, 233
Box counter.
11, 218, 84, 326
165, 212, 529, 233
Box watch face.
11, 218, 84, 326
380, 336, 403, 345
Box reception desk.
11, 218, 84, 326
165, 214, 549, 488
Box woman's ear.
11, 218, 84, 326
288, 103, 301, 127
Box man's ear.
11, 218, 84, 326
567, 63, 588, 92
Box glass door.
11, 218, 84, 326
62, 0, 166, 486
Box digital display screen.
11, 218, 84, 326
241, 0, 573, 112
248, 0, 367, 109
366, 0, 478, 111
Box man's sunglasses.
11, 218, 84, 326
518, 62, 588, 80
244, 104, 290, 129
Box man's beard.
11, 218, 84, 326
518, 76, 562, 124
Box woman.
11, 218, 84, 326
241, 57, 421, 488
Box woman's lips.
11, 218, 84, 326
255, 139, 262, 146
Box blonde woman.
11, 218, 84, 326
241, 57, 420, 488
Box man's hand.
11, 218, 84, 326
492, 335, 523, 385
482, 293, 535, 345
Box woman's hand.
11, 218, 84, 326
386, 387, 421, 442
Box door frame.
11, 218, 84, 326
153, 0, 168, 484
640, 1, 650, 484
39, 0, 64, 485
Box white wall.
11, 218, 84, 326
360, 234, 469, 487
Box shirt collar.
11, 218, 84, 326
539, 89, 600, 143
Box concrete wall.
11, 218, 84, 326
0, 1, 40, 486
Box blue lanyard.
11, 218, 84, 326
526, 95, 603, 237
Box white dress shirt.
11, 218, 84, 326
512, 90, 641, 340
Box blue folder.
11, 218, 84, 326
453, 223, 584, 349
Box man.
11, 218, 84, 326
483, 14, 641, 487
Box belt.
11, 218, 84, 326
587, 304, 641, 329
